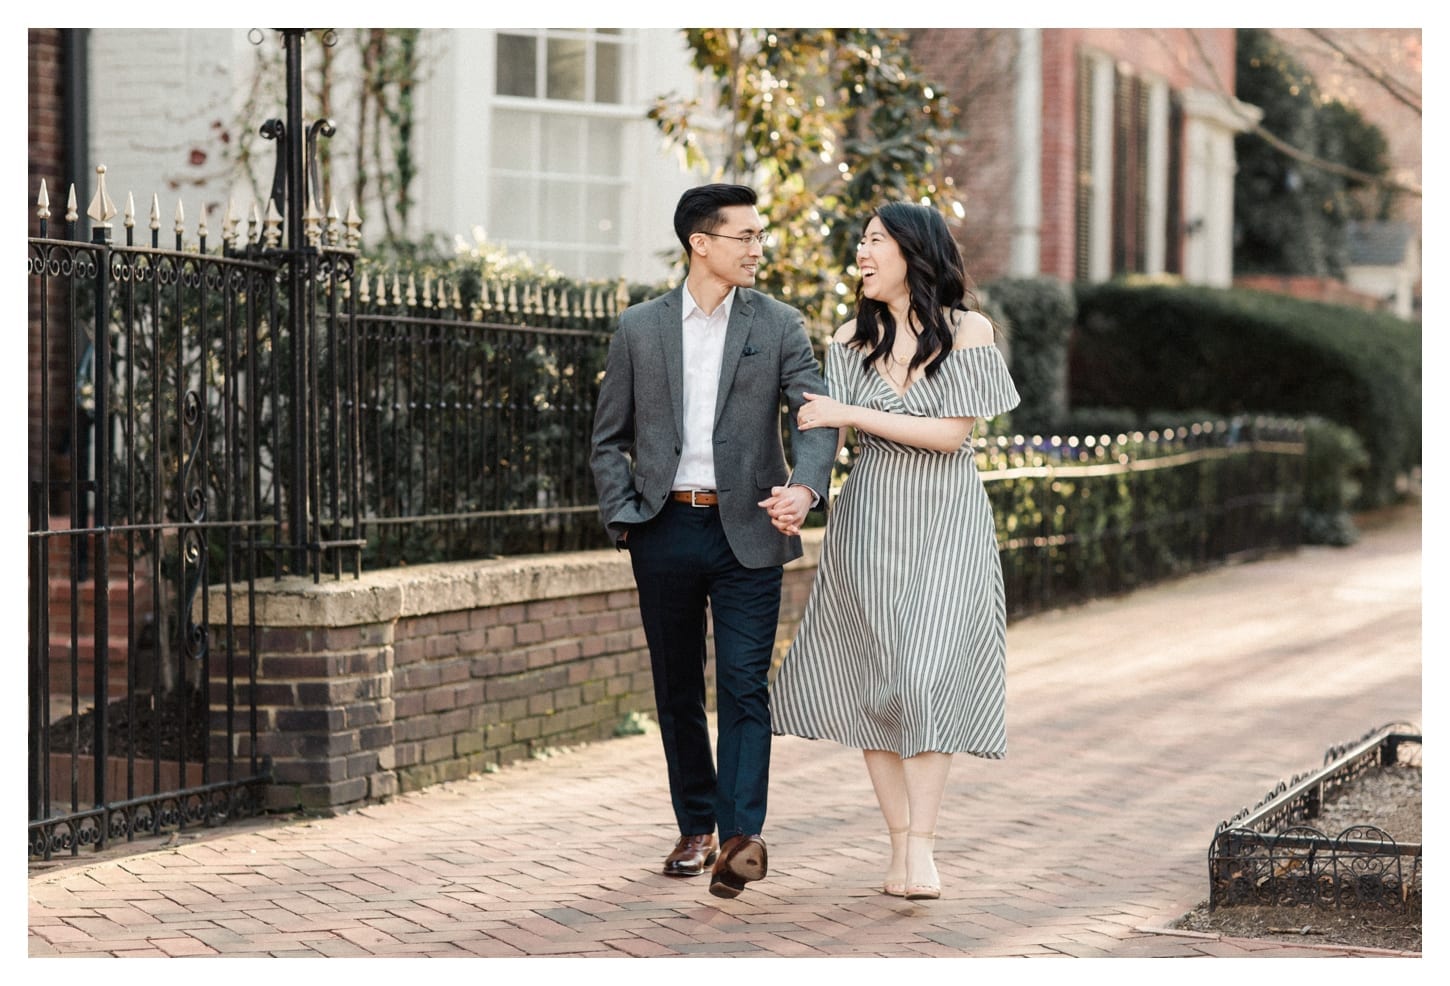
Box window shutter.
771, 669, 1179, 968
1073, 52, 1093, 282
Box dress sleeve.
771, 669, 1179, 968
824, 341, 856, 406
933, 344, 1021, 418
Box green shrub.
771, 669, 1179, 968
982, 276, 1076, 433
1053, 406, 1228, 439
1070, 281, 1419, 508
1049, 406, 1141, 438
1299, 415, 1369, 545
978, 415, 1305, 615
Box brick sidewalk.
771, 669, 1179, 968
27, 507, 1422, 958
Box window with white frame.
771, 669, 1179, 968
1074, 51, 1175, 282
490, 29, 632, 279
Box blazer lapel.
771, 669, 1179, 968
660, 286, 685, 441
714, 289, 755, 428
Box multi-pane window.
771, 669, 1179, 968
491, 29, 631, 279
1074, 51, 1176, 281
1164, 98, 1184, 276
1112, 69, 1150, 276
1074, 55, 1095, 282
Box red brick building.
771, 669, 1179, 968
908, 27, 1421, 319
27, 28, 75, 509
910, 28, 1253, 288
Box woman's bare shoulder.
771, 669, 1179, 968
950, 309, 995, 349
832, 320, 859, 345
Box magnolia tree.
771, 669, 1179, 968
651, 28, 966, 337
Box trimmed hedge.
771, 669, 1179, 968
1070, 281, 1420, 508
981, 276, 1076, 433
1300, 415, 1370, 545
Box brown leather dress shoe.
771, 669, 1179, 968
708, 834, 768, 899
663, 833, 719, 877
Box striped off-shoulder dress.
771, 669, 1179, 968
771, 339, 1021, 758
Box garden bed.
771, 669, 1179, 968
1171, 726, 1422, 953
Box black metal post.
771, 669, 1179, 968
282, 28, 311, 575
90, 219, 112, 839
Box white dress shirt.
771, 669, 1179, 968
672, 285, 733, 492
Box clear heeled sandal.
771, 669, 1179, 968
883, 827, 909, 896
904, 831, 940, 900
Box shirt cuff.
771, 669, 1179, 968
789, 483, 821, 508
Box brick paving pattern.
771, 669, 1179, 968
28, 508, 1422, 958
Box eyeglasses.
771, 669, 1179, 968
700, 231, 774, 248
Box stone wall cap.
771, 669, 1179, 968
210, 533, 823, 627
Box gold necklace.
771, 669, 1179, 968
890, 330, 918, 366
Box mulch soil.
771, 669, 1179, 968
45, 686, 210, 761
1170, 756, 1422, 953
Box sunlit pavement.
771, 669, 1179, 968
27, 504, 1422, 960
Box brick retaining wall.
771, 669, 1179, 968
212, 532, 823, 814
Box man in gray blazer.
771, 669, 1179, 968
590, 183, 836, 899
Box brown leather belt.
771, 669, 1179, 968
671, 490, 719, 507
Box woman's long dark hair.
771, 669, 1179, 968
848, 201, 985, 379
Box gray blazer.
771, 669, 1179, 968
590, 284, 836, 569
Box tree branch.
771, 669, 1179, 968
1181, 29, 1421, 198
1304, 28, 1421, 117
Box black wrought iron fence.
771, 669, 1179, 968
25, 173, 623, 859
1209, 722, 1421, 911
978, 417, 1304, 619
348, 277, 616, 568
26, 28, 367, 859
27, 186, 296, 859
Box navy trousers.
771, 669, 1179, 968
628, 500, 782, 839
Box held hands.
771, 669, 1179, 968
757, 392, 841, 535
797, 392, 851, 432
758, 485, 814, 537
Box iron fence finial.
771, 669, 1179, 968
37, 179, 50, 221
65, 185, 78, 224
223, 199, 239, 249
304, 196, 322, 247
263, 199, 282, 248
344, 201, 361, 249
87, 165, 117, 228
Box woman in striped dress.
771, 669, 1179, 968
770, 202, 1020, 900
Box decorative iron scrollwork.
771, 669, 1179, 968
1207, 724, 1421, 912
180, 389, 208, 662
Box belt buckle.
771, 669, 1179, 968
690, 489, 709, 507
